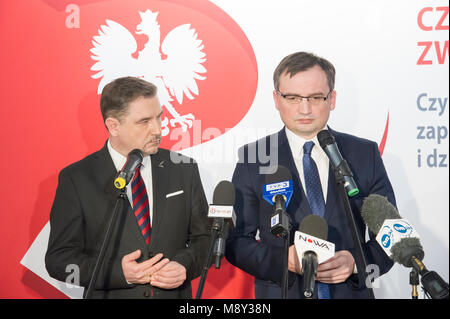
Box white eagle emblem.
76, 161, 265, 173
90, 9, 207, 136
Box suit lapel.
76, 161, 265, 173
148, 150, 169, 249
323, 164, 340, 222
276, 128, 312, 227
323, 126, 346, 222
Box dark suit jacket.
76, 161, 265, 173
45, 143, 211, 299
225, 127, 396, 299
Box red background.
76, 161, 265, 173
0, 0, 257, 298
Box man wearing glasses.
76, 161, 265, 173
225, 52, 396, 299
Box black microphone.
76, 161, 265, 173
317, 130, 359, 197
208, 181, 236, 269
263, 165, 293, 238
297, 215, 329, 299
361, 194, 449, 299
263, 165, 294, 298
114, 149, 144, 189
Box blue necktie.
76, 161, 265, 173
303, 141, 331, 299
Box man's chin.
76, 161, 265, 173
290, 126, 319, 140
143, 145, 159, 156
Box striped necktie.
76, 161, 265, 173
303, 141, 331, 299
131, 164, 151, 245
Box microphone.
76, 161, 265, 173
317, 130, 359, 197
361, 194, 449, 299
207, 181, 236, 269
114, 149, 144, 189
360, 194, 422, 262
263, 165, 293, 238
295, 215, 335, 298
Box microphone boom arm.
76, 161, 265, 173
333, 169, 375, 299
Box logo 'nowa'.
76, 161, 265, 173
90, 9, 207, 136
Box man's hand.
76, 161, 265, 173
288, 245, 302, 274
316, 250, 355, 284
122, 250, 169, 284
150, 261, 187, 289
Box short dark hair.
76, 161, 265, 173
273, 52, 336, 92
100, 77, 158, 122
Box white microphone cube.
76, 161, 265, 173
294, 231, 335, 265
208, 205, 236, 227
376, 219, 420, 257
294, 231, 335, 264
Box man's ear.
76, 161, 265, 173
273, 90, 280, 111
329, 90, 337, 111
105, 117, 120, 137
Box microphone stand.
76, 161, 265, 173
85, 188, 127, 299
281, 222, 290, 299
271, 195, 290, 299
332, 164, 375, 299
410, 268, 419, 299
411, 256, 449, 299
195, 218, 223, 299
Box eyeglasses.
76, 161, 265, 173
276, 90, 332, 106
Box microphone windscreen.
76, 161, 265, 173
264, 165, 292, 184
212, 181, 235, 206
317, 130, 335, 149
129, 149, 144, 160
390, 237, 425, 267
361, 194, 401, 234
298, 215, 328, 241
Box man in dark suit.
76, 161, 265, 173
225, 52, 396, 299
45, 77, 211, 298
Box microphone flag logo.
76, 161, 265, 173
376, 219, 419, 256
263, 181, 293, 207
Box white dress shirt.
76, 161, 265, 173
285, 127, 330, 203
107, 140, 154, 223
285, 128, 359, 273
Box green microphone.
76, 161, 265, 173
317, 130, 359, 197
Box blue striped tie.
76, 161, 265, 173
131, 164, 151, 245
303, 141, 331, 299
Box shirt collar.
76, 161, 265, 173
284, 127, 328, 160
